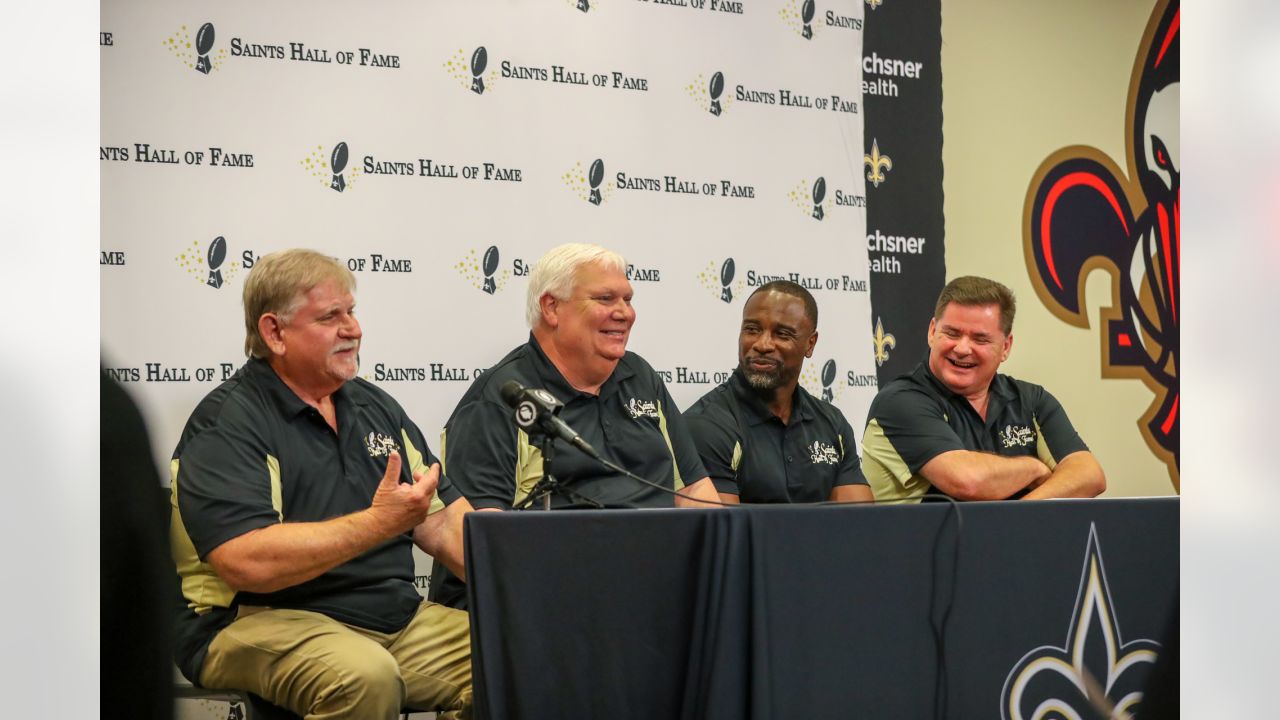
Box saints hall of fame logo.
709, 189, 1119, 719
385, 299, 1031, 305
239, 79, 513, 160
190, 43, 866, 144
1000, 525, 1161, 720
563, 158, 612, 205
165, 22, 226, 74
175, 235, 241, 289
455, 245, 514, 295
687, 70, 733, 116
444, 46, 499, 95
301, 141, 361, 192
697, 258, 747, 304
789, 176, 831, 220
1024, 0, 1180, 488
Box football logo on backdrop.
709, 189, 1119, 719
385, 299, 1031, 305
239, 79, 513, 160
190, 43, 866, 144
872, 316, 896, 367
165, 22, 226, 74
455, 246, 511, 294
444, 46, 498, 94
697, 258, 745, 303
687, 71, 733, 116
301, 142, 360, 192
1000, 525, 1161, 720
175, 236, 241, 289
801, 359, 840, 401
864, 139, 893, 188
779, 0, 818, 39
1024, 0, 1179, 488
789, 177, 829, 220
563, 158, 611, 205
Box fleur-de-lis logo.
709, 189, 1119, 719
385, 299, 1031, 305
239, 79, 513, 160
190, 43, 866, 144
864, 139, 893, 188
865, 0, 884, 9
1000, 525, 1162, 720
872, 316, 896, 367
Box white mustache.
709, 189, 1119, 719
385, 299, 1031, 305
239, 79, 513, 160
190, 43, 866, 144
332, 341, 359, 354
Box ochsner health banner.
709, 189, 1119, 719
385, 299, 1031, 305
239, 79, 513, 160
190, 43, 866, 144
100, 0, 870, 602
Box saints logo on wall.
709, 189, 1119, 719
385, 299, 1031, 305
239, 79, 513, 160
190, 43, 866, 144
864, 139, 893, 188
175, 235, 241, 289
789, 177, 829, 220
800, 358, 839, 402
697, 258, 745, 303
455, 245, 511, 295
165, 22, 226, 74
563, 158, 611, 205
687, 71, 732, 116
779, 0, 819, 39
1023, 0, 1179, 488
444, 46, 498, 94
301, 142, 360, 192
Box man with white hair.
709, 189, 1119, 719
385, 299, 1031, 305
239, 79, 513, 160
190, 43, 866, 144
429, 243, 719, 607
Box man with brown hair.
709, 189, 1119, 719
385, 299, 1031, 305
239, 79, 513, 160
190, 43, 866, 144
169, 249, 475, 719
861, 275, 1105, 502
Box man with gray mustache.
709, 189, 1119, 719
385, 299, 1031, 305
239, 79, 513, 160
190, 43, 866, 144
168, 249, 475, 719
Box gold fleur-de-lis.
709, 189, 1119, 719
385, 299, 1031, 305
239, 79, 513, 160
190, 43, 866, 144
873, 316, 896, 366
865, 0, 884, 9
864, 138, 893, 188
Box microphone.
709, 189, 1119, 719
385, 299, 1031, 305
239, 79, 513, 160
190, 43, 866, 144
499, 380, 598, 457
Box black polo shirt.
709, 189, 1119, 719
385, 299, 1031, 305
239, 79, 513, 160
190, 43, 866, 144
440, 334, 708, 510
861, 355, 1089, 502
683, 370, 868, 503
169, 358, 461, 682
429, 335, 709, 609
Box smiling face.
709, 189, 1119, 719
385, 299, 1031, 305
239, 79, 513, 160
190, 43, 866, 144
269, 278, 362, 395
738, 290, 817, 393
539, 261, 636, 389
927, 302, 1012, 399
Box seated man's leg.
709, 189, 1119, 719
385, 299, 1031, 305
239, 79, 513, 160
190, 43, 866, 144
382, 601, 473, 718
199, 607, 405, 720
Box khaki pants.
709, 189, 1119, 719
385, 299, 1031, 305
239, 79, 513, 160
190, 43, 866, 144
199, 602, 472, 720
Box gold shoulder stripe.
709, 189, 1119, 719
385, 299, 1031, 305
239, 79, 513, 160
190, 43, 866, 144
168, 458, 236, 613
860, 419, 928, 503
402, 430, 445, 515
1032, 418, 1058, 470
656, 401, 685, 490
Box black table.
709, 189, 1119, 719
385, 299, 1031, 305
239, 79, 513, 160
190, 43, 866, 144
465, 498, 1177, 719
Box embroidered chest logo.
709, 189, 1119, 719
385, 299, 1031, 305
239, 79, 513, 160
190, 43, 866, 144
809, 440, 840, 465
625, 397, 660, 419
363, 431, 401, 458
999, 424, 1036, 449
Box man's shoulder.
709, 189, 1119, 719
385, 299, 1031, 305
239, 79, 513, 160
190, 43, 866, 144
447, 343, 534, 422
683, 381, 740, 435
617, 350, 659, 379
344, 375, 406, 413
868, 372, 938, 412
174, 365, 269, 453
797, 383, 855, 431
993, 372, 1053, 407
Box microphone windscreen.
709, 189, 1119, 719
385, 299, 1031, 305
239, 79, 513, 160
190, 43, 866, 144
499, 380, 525, 408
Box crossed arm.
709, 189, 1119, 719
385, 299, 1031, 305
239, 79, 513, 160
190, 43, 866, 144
919, 449, 1104, 501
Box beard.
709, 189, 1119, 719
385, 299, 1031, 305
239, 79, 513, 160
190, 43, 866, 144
740, 361, 783, 391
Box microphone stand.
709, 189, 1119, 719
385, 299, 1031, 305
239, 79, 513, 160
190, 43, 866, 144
512, 431, 603, 511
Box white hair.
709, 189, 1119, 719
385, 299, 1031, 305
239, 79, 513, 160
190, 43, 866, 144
525, 243, 627, 328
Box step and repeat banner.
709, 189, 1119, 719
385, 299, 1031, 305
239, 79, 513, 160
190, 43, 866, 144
862, 0, 945, 383
101, 0, 879, 553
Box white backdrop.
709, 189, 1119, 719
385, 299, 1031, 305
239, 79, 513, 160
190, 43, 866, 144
101, 0, 869, 715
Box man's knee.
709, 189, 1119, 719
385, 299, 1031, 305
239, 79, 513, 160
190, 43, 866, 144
312, 646, 405, 715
